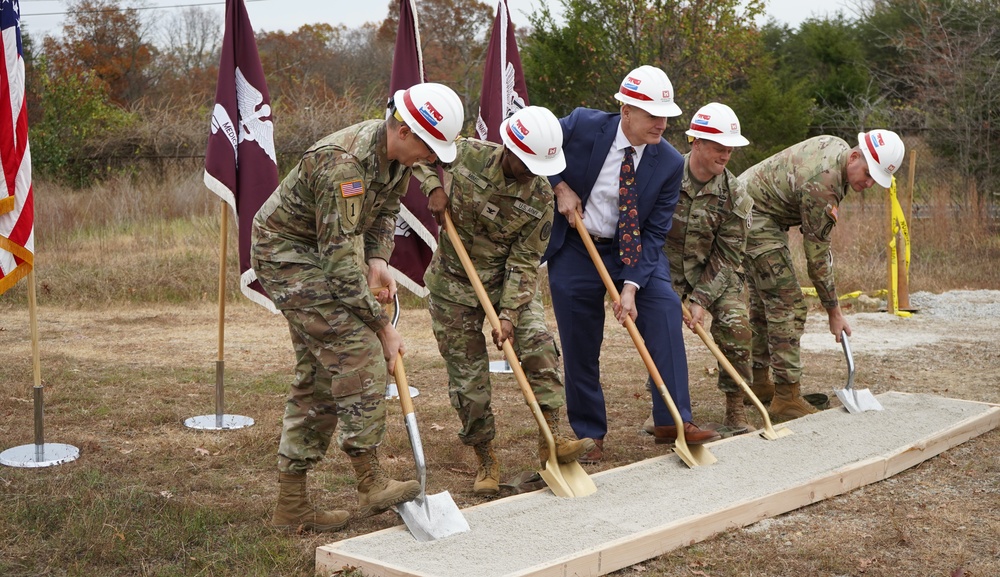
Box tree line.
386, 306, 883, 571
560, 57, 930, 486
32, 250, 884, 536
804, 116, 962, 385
22, 0, 1000, 203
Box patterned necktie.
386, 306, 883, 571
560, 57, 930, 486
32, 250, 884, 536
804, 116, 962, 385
617, 146, 641, 267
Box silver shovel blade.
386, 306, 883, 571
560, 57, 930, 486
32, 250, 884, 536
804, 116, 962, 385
835, 387, 884, 414
397, 491, 470, 542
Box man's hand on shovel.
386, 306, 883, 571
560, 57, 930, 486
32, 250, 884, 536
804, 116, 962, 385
427, 187, 450, 226
684, 302, 706, 330
612, 284, 639, 325
366, 259, 396, 304
492, 319, 515, 349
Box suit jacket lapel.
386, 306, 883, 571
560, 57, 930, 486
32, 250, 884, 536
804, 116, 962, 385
581, 116, 619, 203
635, 144, 659, 204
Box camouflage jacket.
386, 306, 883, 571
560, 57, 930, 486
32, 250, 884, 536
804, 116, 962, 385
414, 138, 553, 326
738, 135, 851, 308
665, 153, 753, 309
251, 120, 409, 331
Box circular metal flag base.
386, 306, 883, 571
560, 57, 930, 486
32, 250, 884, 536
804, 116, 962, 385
1, 443, 80, 468
385, 383, 420, 399
490, 360, 514, 373
184, 414, 255, 430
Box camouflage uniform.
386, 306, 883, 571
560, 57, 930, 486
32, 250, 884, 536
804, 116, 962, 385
415, 138, 562, 447
251, 120, 408, 474
664, 153, 754, 393
738, 136, 850, 387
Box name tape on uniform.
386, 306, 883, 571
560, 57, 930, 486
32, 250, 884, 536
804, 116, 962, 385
513, 200, 543, 219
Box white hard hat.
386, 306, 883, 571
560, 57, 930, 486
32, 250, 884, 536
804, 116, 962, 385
393, 82, 464, 163
499, 106, 566, 176
613, 65, 682, 118
685, 102, 749, 147
857, 129, 905, 188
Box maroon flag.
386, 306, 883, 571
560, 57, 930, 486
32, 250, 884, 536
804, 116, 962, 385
475, 0, 529, 143
0, 1, 33, 295
204, 0, 278, 312
387, 0, 438, 297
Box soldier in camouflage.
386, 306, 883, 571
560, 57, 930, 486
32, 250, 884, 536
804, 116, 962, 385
416, 106, 595, 496
250, 83, 463, 532
649, 103, 755, 435
738, 130, 905, 421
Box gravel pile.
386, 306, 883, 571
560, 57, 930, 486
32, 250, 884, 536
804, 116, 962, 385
908, 290, 1000, 319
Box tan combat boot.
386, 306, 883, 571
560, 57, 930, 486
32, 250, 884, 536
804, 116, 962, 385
769, 382, 818, 422
349, 450, 420, 518
745, 366, 775, 406
539, 408, 596, 465
723, 391, 756, 433
472, 442, 500, 496
271, 472, 350, 533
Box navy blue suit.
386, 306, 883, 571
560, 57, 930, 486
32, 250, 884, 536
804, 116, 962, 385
543, 107, 691, 441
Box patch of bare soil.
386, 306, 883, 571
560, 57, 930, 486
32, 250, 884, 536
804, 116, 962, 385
0, 290, 997, 576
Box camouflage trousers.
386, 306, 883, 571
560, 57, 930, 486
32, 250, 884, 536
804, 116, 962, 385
744, 213, 808, 386
428, 291, 563, 447
274, 303, 389, 475
676, 276, 752, 394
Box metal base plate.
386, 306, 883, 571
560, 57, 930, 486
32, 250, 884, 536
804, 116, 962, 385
184, 414, 255, 430
385, 383, 420, 399
1, 443, 80, 468
489, 360, 514, 373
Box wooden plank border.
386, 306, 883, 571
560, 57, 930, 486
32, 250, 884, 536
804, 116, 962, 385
317, 401, 999, 577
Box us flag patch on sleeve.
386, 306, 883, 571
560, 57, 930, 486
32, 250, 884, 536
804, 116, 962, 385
340, 180, 364, 197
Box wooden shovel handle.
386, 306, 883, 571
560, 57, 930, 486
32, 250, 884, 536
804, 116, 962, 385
441, 212, 557, 440
394, 352, 416, 416
680, 302, 778, 432
571, 212, 689, 442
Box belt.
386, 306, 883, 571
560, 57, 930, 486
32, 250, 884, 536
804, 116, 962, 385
589, 234, 613, 245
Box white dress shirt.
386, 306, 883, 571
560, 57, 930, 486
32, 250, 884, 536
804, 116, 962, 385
582, 125, 646, 238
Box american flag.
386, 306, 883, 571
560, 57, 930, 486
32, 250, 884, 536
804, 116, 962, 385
0, 0, 33, 295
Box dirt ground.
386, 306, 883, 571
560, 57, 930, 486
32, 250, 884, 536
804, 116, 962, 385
1, 289, 998, 576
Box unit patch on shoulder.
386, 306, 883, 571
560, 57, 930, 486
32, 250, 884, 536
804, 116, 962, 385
513, 200, 543, 219
825, 203, 839, 223
340, 180, 364, 198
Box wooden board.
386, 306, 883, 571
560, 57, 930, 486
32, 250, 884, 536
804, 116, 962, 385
316, 393, 999, 577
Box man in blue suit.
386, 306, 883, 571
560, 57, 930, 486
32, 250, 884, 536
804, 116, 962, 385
543, 65, 720, 463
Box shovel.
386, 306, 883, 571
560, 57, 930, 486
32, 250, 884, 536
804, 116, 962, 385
573, 212, 716, 467
680, 303, 792, 441
442, 212, 596, 498
381, 292, 470, 541
834, 330, 883, 414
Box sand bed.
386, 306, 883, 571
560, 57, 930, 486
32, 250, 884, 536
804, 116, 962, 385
317, 392, 998, 577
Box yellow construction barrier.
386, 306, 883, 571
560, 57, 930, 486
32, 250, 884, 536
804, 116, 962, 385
887, 176, 912, 318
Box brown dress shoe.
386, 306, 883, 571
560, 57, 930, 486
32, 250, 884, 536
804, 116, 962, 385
652, 422, 722, 445
577, 439, 604, 464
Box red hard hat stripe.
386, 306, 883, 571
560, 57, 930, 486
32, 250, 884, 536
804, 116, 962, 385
403, 90, 446, 142
689, 124, 724, 134
619, 86, 653, 102
505, 123, 536, 155
864, 133, 881, 163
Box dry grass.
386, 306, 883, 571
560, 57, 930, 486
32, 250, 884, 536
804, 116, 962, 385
1, 166, 998, 576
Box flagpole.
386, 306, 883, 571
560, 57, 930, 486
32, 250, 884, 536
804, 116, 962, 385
183, 202, 254, 430
0, 271, 80, 468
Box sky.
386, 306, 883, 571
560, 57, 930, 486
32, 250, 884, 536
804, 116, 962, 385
21, 0, 856, 40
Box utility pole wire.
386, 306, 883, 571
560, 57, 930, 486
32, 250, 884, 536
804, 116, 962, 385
23, 0, 268, 18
